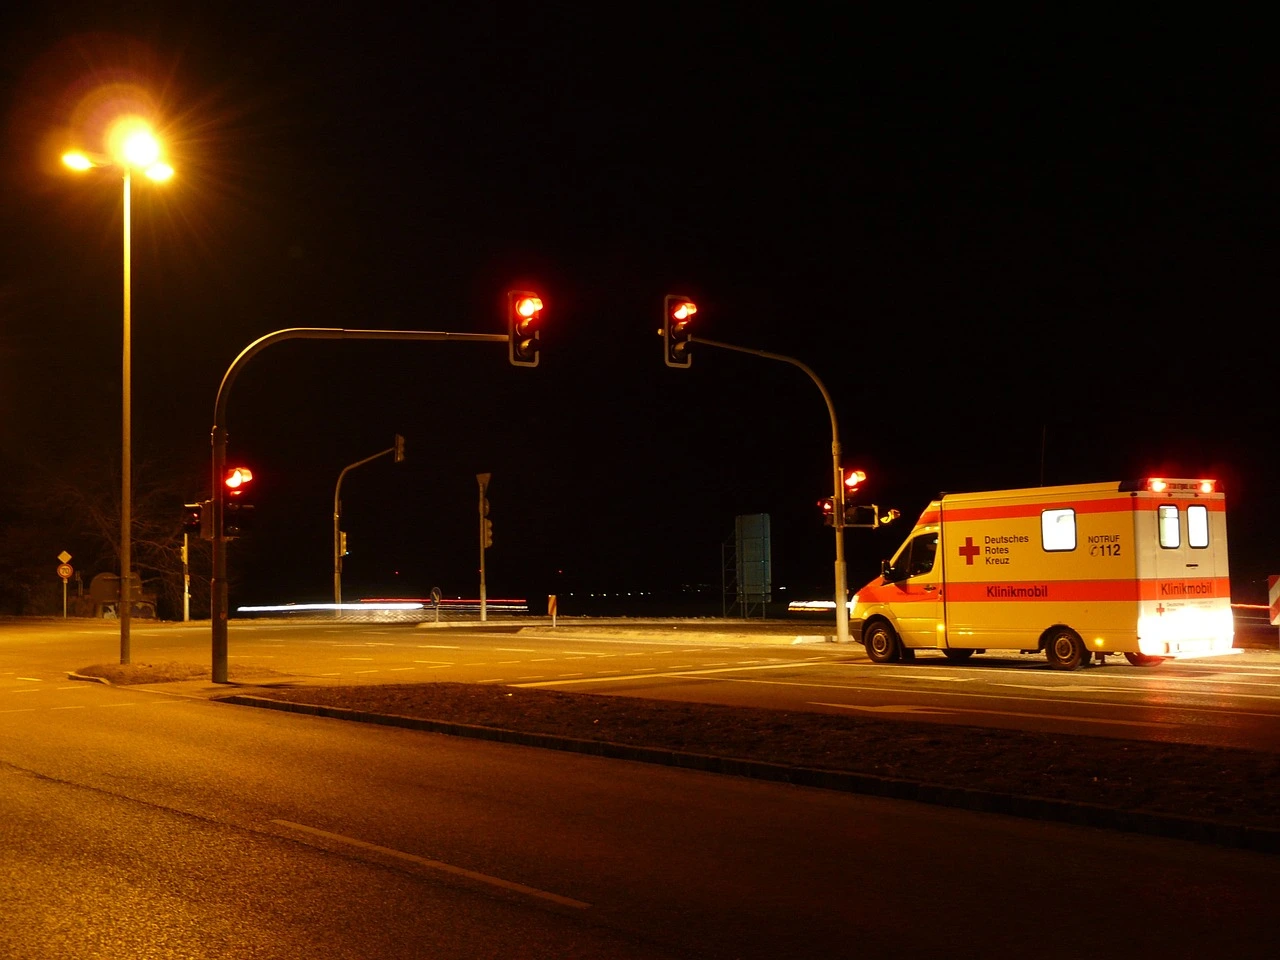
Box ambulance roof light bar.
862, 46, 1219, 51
1119, 478, 1218, 494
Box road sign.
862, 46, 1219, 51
1269, 575, 1279, 626
57, 563, 73, 580
57, 550, 72, 564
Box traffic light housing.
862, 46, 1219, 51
393, 433, 405, 463
819, 496, 836, 526
183, 500, 213, 540
662, 294, 696, 368
483, 518, 493, 548
508, 291, 543, 367
183, 502, 202, 535
223, 467, 254, 539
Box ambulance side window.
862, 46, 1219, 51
1187, 504, 1209, 549
1041, 508, 1076, 551
905, 533, 939, 577
1158, 505, 1180, 548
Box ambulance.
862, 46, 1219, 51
849, 479, 1235, 669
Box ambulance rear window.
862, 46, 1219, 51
1041, 508, 1076, 551
1158, 504, 1180, 548
1187, 504, 1209, 548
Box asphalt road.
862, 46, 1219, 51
3, 659, 1279, 958
6, 617, 1280, 750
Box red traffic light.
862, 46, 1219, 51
844, 469, 866, 492
671, 300, 697, 322
508, 290, 544, 367
663, 294, 697, 368
225, 467, 253, 494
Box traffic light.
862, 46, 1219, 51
819, 496, 836, 526
844, 470, 866, 496
662, 294, 696, 368
183, 500, 213, 539
223, 467, 254, 539
508, 291, 544, 367
339, 531, 349, 556
483, 518, 493, 548
393, 433, 405, 463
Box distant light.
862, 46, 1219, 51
237, 602, 425, 613
145, 162, 174, 182
62, 151, 94, 171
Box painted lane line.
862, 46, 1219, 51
8, 689, 40, 695
353, 670, 380, 675
812, 702, 1173, 728
413, 661, 454, 666
558, 673, 584, 678
341, 658, 375, 661
530, 658, 556, 662
478, 678, 506, 683
495, 648, 536, 653
51, 705, 87, 711
99, 703, 138, 708
517, 660, 826, 688
0, 708, 37, 714
418, 645, 462, 650
16, 677, 44, 683
271, 819, 589, 909
56, 685, 92, 691
388, 667, 415, 672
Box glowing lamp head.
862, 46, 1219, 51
1148, 479, 1168, 493
120, 129, 161, 168
145, 162, 174, 182
225, 467, 254, 493
844, 469, 867, 491
62, 151, 94, 171
1199, 479, 1215, 494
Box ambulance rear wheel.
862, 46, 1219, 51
1124, 652, 1168, 667
942, 648, 975, 663
1044, 628, 1086, 670
865, 622, 901, 663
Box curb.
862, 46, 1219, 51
218, 694, 1280, 856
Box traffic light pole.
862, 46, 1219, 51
210, 327, 506, 683
688, 336, 852, 644
333, 440, 402, 613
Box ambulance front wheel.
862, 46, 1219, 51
1044, 628, 1087, 670
864, 621, 902, 663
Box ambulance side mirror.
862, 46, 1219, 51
881, 559, 903, 583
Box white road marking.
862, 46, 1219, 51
51, 705, 86, 711
271, 819, 590, 909
341, 657, 375, 661
530, 658, 556, 662
558, 673, 584, 678
517, 660, 824, 688
56, 685, 91, 691
418, 645, 462, 650
813, 702, 1173, 728
495, 648, 536, 653
17, 677, 43, 683
388, 667, 415, 672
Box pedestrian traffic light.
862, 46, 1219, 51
662, 294, 696, 368
223, 467, 254, 539
483, 518, 493, 548
508, 291, 544, 367
183, 503, 202, 534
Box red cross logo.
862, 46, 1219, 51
959, 537, 980, 565
1156, 603, 1165, 616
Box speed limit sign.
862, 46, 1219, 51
57, 563, 73, 580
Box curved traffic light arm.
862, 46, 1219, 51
683, 334, 852, 644
209, 327, 506, 683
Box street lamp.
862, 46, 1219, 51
62, 118, 173, 664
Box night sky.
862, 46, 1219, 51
1, 7, 1275, 614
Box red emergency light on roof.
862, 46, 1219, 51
1122, 478, 1218, 494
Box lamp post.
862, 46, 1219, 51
62, 121, 173, 665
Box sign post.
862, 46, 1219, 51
548, 594, 558, 628
57, 552, 73, 618
1269, 575, 1279, 646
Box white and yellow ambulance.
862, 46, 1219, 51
850, 479, 1235, 669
